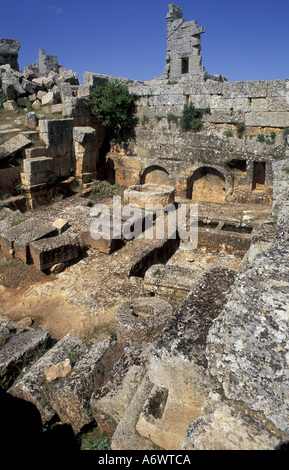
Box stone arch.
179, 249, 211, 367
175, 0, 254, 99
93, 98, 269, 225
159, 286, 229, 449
141, 165, 170, 185
187, 166, 226, 203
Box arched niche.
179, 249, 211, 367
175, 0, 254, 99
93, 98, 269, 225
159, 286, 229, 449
141, 165, 170, 185
187, 166, 226, 203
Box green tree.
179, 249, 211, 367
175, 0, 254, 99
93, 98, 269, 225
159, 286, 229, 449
85, 80, 138, 140
179, 103, 210, 131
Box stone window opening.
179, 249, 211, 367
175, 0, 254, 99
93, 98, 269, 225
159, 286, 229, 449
181, 57, 189, 74
227, 159, 247, 175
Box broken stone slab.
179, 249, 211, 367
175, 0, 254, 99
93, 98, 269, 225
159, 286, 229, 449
181, 391, 289, 450
0, 328, 50, 390
0, 133, 31, 160
90, 341, 154, 437
46, 338, 113, 434
8, 334, 88, 424
0, 218, 49, 258
13, 222, 59, 264
111, 373, 156, 450
144, 263, 203, 297
29, 233, 80, 270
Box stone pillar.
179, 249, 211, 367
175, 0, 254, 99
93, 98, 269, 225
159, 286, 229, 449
73, 127, 99, 184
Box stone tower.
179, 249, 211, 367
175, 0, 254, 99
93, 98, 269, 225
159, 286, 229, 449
163, 4, 227, 82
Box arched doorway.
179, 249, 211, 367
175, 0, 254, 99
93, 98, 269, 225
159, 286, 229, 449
141, 165, 170, 185
187, 167, 226, 203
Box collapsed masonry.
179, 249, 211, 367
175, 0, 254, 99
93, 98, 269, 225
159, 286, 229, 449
0, 3, 289, 450
163, 3, 227, 82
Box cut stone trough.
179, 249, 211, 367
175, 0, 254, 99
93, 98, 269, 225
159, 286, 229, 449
123, 184, 175, 209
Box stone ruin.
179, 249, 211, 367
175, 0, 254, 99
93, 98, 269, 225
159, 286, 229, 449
163, 4, 227, 82
0, 3, 289, 451
0, 39, 20, 71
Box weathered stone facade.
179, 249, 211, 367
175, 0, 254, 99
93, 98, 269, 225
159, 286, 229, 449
163, 4, 226, 82
0, 39, 20, 71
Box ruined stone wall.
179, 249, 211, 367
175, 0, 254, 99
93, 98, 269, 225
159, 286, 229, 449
106, 75, 289, 205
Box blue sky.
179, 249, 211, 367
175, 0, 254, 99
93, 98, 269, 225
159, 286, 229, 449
2, 0, 289, 84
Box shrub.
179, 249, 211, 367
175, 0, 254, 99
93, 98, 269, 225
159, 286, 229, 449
85, 80, 138, 140
179, 103, 210, 131
223, 129, 234, 137
0, 91, 6, 105
167, 113, 179, 124
234, 122, 246, 138
90, 179, 123, 198
257, 133, 265, 143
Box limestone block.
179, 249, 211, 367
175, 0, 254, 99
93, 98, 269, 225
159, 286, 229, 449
46, 338, 112, 434
39, 118, 74, 147
29, 233, 80, 270
210, 95, 233, 110
183, 80, 223, 96
21, 157, 54, 186
0, 218, 36, 258
80, 228, 123, 255
223, 80, 268, 98
41, 91, 57, 106
154, 104, 184, 117
206, 109, 245, 124
148, 94, 187, 106
13, 221, 59, 264
271, 79, 288, 97
245, 111, 289, 127
0, 329, 50, 390
90, 341, 153, 437
2, 100, 17, 111
25, 146, 47, 159
32, 99, 41, 109
21, 78, 37, 94
181, 391, 289, 450
144, 263, 203, 297
188, 94, 210, 109
0, 134, 31, 160
8, 334, 88, 423
251, 97, 289, 112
